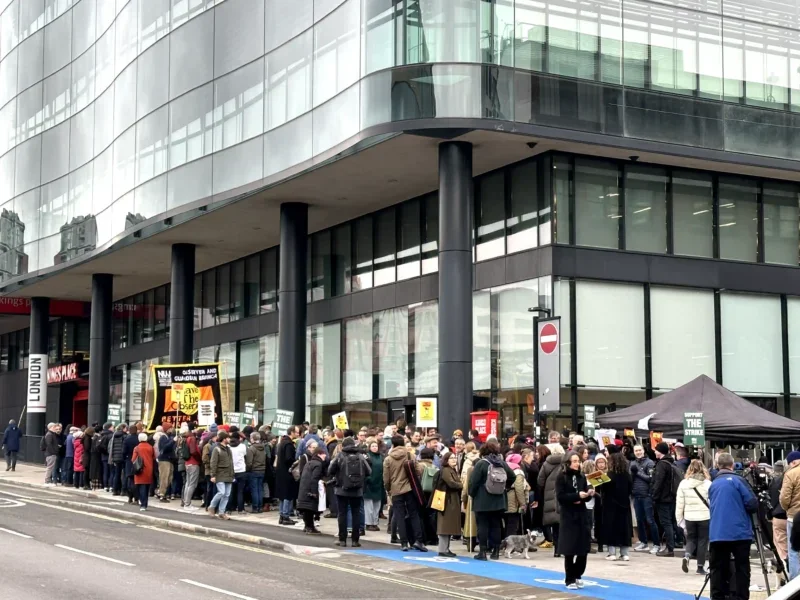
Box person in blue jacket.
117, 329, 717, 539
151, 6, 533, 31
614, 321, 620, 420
708, 452, 758, 600
2, 419, 21, 471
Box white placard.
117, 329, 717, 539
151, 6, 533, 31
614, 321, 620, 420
27, 353, 47, 414
197, 400, 215, 427
415, 397, 437, 428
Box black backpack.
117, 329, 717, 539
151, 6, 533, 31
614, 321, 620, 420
670, 463, 683, 497
341, 453, 364, 490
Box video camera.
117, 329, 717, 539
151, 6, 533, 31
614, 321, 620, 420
742, 462, 773, 496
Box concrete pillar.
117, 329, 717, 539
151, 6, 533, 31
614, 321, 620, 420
26, 297, 50, 435
278, 203, 308, 422
88, 274, 112, 426
169, 244, 196, 364
438, 142, 473, 437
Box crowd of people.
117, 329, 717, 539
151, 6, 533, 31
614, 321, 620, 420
5, 416, 800, 596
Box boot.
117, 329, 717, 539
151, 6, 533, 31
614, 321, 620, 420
390, 534, 400, 544
412, 542, 428, 553
401, 542, 410, 552
474, 547, 488, 561
489, 548, 500, 560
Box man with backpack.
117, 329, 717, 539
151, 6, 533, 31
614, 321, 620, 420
651, 442, 682, 557
327, 437, 371, 547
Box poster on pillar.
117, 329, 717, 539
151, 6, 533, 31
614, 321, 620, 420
27, 353, 47, 414
147, 363, 223, 431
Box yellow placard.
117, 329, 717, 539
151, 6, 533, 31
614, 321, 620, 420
332, 411, 349, 431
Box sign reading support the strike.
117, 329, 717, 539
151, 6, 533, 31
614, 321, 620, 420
27, 353, 47, 414
584, 405, 596, 438
683, 412, 705, 446
539, 323, 559, 354
536, 318, 561, 413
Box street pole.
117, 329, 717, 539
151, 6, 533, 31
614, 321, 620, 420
529, 307, 551, 444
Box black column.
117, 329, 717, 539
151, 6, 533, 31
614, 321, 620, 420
278, 203, 308, 422
438, 142, 473, 437
26, 297, 49, 435
88, 274, 113, 427
169, 243, 196, 364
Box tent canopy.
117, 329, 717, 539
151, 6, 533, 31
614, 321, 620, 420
595, 375, 800, 442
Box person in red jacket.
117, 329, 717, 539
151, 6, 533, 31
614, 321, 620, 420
181, 426, 202, 511
73, 431, 85, 489
132, 433, 156, 511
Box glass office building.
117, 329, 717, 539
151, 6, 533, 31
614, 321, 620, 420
1, 0, 800, 436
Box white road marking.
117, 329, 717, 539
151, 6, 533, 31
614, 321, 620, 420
54, 544, 135, 566
179, 579, 257, 600
0, 527, 32, 538
0, 489, 132, 524
0, 497, 25, 508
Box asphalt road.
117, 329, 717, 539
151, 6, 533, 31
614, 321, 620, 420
0, 486, 456, 600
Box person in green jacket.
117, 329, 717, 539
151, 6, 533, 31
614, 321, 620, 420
363, 440, 384, 531
467, 440, 515, 561
209, 431, 234, 520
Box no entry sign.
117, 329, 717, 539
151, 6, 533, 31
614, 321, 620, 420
539, 322, 559, 355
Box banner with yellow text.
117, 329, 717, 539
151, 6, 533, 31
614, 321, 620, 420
147, 363, 222, 431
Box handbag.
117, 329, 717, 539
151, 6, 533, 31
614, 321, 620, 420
132, 455, 144, 475
431, 489, 447, 512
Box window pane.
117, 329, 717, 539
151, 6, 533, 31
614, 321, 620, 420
508, 161, 537, 253
265, 0, 312, 54
44, 10, 70, 78
332, 223, 350, 296
213, 0, 264, 77
672, 170, 713, 258
211, 135, 263, 194
231, 259, 244, 322
154, 285, 167, 339
216, 264, 231, 325
141, 288, 154, 343
553, 278, 571, 385
135, 105, 168, 186
306, 322, 341, 410
17, 30, 43, 92
312, 0, 359, 107
397, 199, 420, 281
202, 269, 215, 327
362, 0, 398, 75
721, 292, 782, 394
239, 338, 262, 414
169, 83, 212, 168
193, 273, 202, 329
651, 286, 716, 389
263, 112, 312, 177
476, 171, 505, 261
763, 182, 799, 266
421, 192, 438, 274
261, 333, 279, 413
373, 209, 395, 286
213, 58, 265, 152
375, 308, 408, 398
788, 297, 800, 395
260, 247, 277, 312
136, 36, 169, 119
310, 230, 330, 301
410, 300, 438, 395
166, 155, 211, 210
553, 155, 571, 244
169, 9, 213, 100
718, 176, 757, 262
343, 315, 373, 402
496, 279, 539, 390
244, 254, 259, 317
352, 216, 372, 290
575, 158, 620, 249
624, 165, 667, 253
576, 280, 645, 388
407, 0, 479, 63
266, 29, 312, 131
473, 290, 491, 390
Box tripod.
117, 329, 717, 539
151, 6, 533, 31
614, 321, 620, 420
695, 514, 772, 600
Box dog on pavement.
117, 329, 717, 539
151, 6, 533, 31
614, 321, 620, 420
499, 530, 541, 559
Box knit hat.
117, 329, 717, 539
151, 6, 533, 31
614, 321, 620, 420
607, 443, 621, 454
342, 437, 356, 448
209, 423, 219, 434
786, 451, 800, 465
506, 453, 522, 468
655, 442, 669, 455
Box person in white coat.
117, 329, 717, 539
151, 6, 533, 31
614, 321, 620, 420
676, 459, 712, 575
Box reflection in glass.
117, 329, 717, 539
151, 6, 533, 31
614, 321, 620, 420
575, 158, 620, 249
718, 176, 757, 262
508, 160, 537, 253
313, 0, 359, 107
212, 136, 263, 194
473, 290, 491, 391
266, 30, 312, 131
375, 308, 408, 398
260, 247, 277, 313
169, 9, 213, 100
306, 322, 342, 419
409, 301, 438, 395
169, 83, 212, 168
397, 198, 420, 280
135, 107, 168, 186
166, 155, 211, 210
263, 112, 312, 177
672, 170, 713, 258
43, 65, 72, 129
17, 30, 43, 92
71, 47, 95, 113
41, 120, 69, 183
624, 165, 667, 253
343, 315, 372, 402
213, 0, 264, 77
763, 182, 799, 266
476, 171, 505, 261
373, 209, 395, 286
213, 59, 264, 152
497, 279, 537, 390
265, 0, 312, 54
43, 10, 70, 78
136, 36, 169, 119
421, 192, 438, 274
332, 223, 351, 296
352, 215, 372, 291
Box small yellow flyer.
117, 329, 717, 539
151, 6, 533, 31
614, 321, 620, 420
586, 470, 611, 487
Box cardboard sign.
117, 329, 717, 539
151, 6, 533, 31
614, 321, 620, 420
225, 412, 243, 428
650, 431, 664, 448
595, 428, 616, 450
272, 409, 294, 437
683, 412, 705, 446
586, 470, 611, 487
244, 402, 257, 426
107, 403, 123, 426
416, 397, 437, 428
583, 405, 596, 438
197, 400, 215, 426
624, 428, 635, 437
332, 411, 349, 431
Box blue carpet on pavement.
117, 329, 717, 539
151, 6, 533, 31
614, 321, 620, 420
353, 549, 705, 600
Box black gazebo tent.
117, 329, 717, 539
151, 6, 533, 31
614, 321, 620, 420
596, 375, 800, 442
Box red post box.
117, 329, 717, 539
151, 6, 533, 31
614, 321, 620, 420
470, 411, 499, 442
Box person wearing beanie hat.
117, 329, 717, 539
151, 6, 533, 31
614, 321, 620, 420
505, 453, 529, 537
780, 450, 800, 580
209, 423, 219, 434
327, 434, 371, 547
651, 441, 680, 556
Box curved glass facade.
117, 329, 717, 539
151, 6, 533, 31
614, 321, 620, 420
2, 0, 800, 283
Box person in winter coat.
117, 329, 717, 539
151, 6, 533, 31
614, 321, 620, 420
538, 444, 565, 551
505, 453, 529, 537
62, 426, 75, 484
181, 427, 201, 511
652, 442, 680, 556
245, 432, 268, 513
630, 444, 659, 553
156, 427, 176, 501
418, 447, 439, 545
770, 461, 788, 564
2, 419, 21, 471
123, 424, 140, 504
107, 424, 127, 496
230, 433, 249, 514
460, 442, 481, 549
328, 437, 372, 547
209, 431, 235, 519
676, 459, 712, 575
521, 448, 539, 532
297, 446, 328, 534
467, 440, 515, 561
434, 451, 463, 557
99, 423, 113, 492
73, 431, 86, 489
384, 434, 427, 551
556, 451, 594, 590
81, 427, 95, 490
601, 449, 634, 561
275, 426, 301, 525
364, 441, 384, 531
131, 432, 156, 511
89, 428, 103, 490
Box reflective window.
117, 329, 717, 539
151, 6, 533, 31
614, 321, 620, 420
375, 308, 408, 398
213, 58, 264, 152
496, 279, 539, 390
201, 268, 215, 327
170, 0, 212, 30
17, 30, 44, 91
508, 161, 538, 253
266, 29, 312, 131
93, 84, 114, 155
553, 155, 571, 244
169, 83, 212, 168
373, 209, 395, 286
112, 126, 135, 200
312, 84, 359, 155
43, 65, 71, 128
575, 158, 620, 249
265, 0, 311, 54
135, 105, 168, 186
92, 144, 113, 214
476, 171, 505, 261
14, 135, 42, 195
0, 100, 16, 156
763, 182, 799, 266
44, 10, 70, 77
672, 170, 713, 258
71, 45, 95, 112
72, 0, 96, 58
260, 247, 277, 313
136, 36, 169, 119
113, 61, 136, 136
480, 0, 513, 66
39, 175, 68, 237
114, 0, 137, 77
153, 285, 167, 339
19, 0, 44, 42
473, 290, 491, 390
409, 301, 438, 395
718, 176, 757, 262
244, 254, 259, 317
306, 322, 341, 418
16, 81, 43, 142
332, 223, 350, 296
352, 215, 372, 291
553, 278, 571, 385
406, 0, 478, 64
361, 0, 400, 75
624, 165, 667, 253
0, 48, 17, 108
94, 20, 114, 94
788, 297, 800, 395
213, 0, 263, 77
312, 0, 359, 107
397, 198, 420, 280
138, 0, 169, 51
1, 0, 19, 59
421, 192, 438, 274
135, 173, 166, 219
41, 119, 69, 183
211, 136, 263, 194
343, 315, 373, 402
263, 112, 311, 177
169, 9, 213, 100
310, 229, 330, 301
216, 264, 231, 325
166, 154, 211, 209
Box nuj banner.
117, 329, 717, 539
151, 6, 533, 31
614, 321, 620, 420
147, 363, 223, 431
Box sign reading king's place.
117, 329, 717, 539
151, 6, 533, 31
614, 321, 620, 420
147, 363, 223, 431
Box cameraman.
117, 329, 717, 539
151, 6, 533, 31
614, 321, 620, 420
780, 450, 800, 580
769, 461, 788, 567
709, 452, 758, 600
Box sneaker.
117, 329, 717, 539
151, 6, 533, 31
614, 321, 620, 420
649, 545, 660, 555
140, 507, 146, 512
576, 580, 585, 588
538, 540, 553, 549
682, 557, 689, 573
656, 549, 675, 557
697, 567, 708, 576
605, 555, 618, 561
621, 555, 630, 562
566, 583, 579, 590
633, 542, 647, 552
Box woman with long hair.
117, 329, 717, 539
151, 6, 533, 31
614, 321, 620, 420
538, 444, 564, 552
601, 449, 634, 561
556, 450, 593, 590
676, 459, 711, 575
434, 451, 463, 557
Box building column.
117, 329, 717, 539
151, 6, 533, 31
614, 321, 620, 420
278, 203, 308, 422
26, 297, 50, 435
169, 243, 196, 364
88, 274, 113, 427
438, 141, 473, 437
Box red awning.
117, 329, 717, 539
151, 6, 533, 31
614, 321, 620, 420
73, 390, 88, 402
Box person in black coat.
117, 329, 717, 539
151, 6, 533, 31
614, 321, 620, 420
297, 447, 328, 535
2, 419, 22, 471
122, 425, 140, 503
601, 449, 634, 560
556, 451, 594, 590
274, 427, 301, 525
